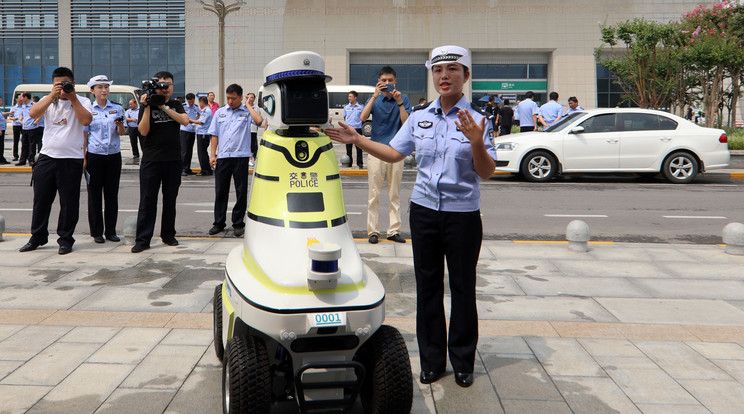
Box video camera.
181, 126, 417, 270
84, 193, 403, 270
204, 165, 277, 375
140, 78, 169, 107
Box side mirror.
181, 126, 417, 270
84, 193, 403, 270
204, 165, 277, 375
570, 126, 585, 134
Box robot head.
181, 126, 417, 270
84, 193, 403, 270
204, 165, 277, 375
258, 51, 332, 130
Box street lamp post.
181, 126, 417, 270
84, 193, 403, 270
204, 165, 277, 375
198, 0, 245, 106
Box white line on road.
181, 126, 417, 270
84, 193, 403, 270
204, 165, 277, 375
544, 214, 609, 218
0, 208, 32, 211
662, 215, 727, 219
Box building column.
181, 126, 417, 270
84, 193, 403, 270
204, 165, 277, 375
58, 0, 73, 68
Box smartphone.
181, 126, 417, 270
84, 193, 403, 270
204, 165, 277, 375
381, 83, 394, 92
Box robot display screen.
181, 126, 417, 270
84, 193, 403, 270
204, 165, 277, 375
279, 78, 329, 125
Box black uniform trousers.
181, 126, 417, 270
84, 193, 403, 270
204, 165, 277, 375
135, 160, 181, 246
213, 157, 249, 229
499, 125, 512, 136
250, 132, 258, 160
29, 155, 84, 248
19, 128, 33, 163
0, 129, 6, 162
12, 125, 22, 159
345, 128, 364, 168
410, 202, 482, 374
86, 152, 122, 238
196, 134, 213, 174
180, 130, 196, 173
25, 128, 42, 163
520, 126, 534, 133
128, 128, 140, 158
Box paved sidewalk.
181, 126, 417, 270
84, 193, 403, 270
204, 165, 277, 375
2, 235, 744, 413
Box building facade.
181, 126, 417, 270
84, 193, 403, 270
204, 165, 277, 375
4, 0, 739, 118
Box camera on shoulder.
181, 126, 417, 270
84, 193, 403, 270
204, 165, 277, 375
140, 78, 169, 107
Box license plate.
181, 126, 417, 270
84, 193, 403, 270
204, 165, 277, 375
309, 312, 346, 328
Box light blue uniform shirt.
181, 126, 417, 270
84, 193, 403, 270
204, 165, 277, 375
0, 108, 5, 131
567, 105, 585, 114
180, 102, 199, 132
21, 103, 39, 130
539, 100, 564, 125
390, 95, 498, 212
342, 102, 363, 129
85, 100, 124, 155
515, 98, 539, 127
125, 107, 139, 128
207, 104, 255, 159
196, 106, 213, 135
10, 104, 23, 126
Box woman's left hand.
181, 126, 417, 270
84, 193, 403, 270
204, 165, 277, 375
455, 109, 486, 143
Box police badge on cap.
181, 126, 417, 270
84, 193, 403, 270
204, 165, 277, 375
425, 45, 471, 71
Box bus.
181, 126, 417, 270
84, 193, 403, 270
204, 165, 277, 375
327, 84, 375, 136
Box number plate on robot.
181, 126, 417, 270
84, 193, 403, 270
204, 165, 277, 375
309, 312, 346, 328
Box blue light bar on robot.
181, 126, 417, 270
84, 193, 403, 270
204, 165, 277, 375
266, 70, 326, 83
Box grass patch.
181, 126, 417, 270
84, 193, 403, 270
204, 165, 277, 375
729, 138, 744, 150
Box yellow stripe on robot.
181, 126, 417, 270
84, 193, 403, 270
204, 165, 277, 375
241, 245, 365, 295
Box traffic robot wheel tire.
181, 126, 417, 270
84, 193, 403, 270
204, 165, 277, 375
356, 325, 413, 414
222, 336, 271, 414
213, 284, 224, 362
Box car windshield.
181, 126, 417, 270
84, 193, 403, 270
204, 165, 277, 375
544, 111, 585, 132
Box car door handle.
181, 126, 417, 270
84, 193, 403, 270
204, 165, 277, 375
659, 137, 671, 142
606, 138, 618, 144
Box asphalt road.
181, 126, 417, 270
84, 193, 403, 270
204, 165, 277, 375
1, 170, 742, 244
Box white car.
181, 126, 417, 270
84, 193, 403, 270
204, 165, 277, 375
493, 108, 730, 184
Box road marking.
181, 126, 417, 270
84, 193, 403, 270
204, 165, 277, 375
195, 210, 212, 213
544, 214, 608, 218
0, 208, 32, 211
662, 215, 727, 219
347, 212, 362, 215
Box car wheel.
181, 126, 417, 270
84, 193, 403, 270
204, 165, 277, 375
213, 284, 224, 362
520, 151, 558, 182
222, 336, 271, 414
662, 151, 698, 184
362, 121, 372, 137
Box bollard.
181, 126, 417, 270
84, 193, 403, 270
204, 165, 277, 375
122, 216, 137, 245
404, 155, 416, 168
723, 222, 744, 256
0, 215, 4, 242
340, 154, 351, 168
566, 220, 590, 252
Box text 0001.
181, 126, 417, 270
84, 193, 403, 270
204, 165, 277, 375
309, 312, 346, 328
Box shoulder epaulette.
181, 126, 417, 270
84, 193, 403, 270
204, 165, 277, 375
470, 102, 488, 116
413, 101, 432, 112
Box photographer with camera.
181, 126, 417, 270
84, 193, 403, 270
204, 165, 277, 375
19, 67, 93, 255
125, 99, 140, 159
84, 75, 125, 244
131, 71, 189, 253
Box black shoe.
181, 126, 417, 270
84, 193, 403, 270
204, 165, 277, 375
387, 233, 406, 243
420, 370, 444, 384
15, 162, 26, 166
368, 234, 379, 244
181, 171, 188, 177
133, 155, 139, 159
131, 244, 150, 253
106, 235, 120, 242
12, 157, 19, 161
19, 242, 43, 252
58, 245, 72, 255
0, 159, 8, 165
208, 225, 225, 235
234, 227, 244, 237
162, 238, 179, 246
454, 372, 474, 388
196, 172, 207, 176
185, 169, 195, 175
93, 236, 105, 244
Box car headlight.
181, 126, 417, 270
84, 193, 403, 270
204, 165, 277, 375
495, 142, 518, 151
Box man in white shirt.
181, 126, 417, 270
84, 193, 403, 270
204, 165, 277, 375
20, 67, 93, 255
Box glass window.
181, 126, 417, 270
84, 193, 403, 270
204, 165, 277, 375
78, 14, 88, 28
23, 43, 42, 65
622, 113, 660, 131
92, 64, 111, 78
178, 13, 185, 27
92, 38, 109, 50
130, 66, 149, 84
75, 65, 92, 81
528, 64, 547, 79
659, 115, 678, 130
5, 65, 22, 79
349, 65, 368, 82
44, 14, 55, 28
137, 14, 147, 27
73, 39, 92, 65
7, 15, 16, 28
25, 14, 41, 28
110, 65, 129, 84
23, 65, 42, 80
111, 42, 129, 65
4, 44, 22, 65
507, 65, 527, 79
42, 65, 56, 81
130, 38, 148, 64
112, 14, 128, 28
168, 43, 184, 65
579, 113, 616, 133
99, 14, 110, 28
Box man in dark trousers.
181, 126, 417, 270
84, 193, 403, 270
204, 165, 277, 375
207, 84, 263, 237
498, 99, 514, 136
19, 67, 93, 255
131, 71, 189, 253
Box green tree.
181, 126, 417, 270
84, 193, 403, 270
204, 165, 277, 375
595, 18, 679, 109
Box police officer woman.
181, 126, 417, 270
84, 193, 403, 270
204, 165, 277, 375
85, 75, 125, 243
327, 45, 496, 388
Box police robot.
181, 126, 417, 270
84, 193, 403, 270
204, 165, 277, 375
213, 51, 413, 414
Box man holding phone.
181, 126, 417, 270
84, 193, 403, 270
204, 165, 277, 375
360, 66, 411, 244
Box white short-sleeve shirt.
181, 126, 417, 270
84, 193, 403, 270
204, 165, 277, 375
40, 95, 93, 159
